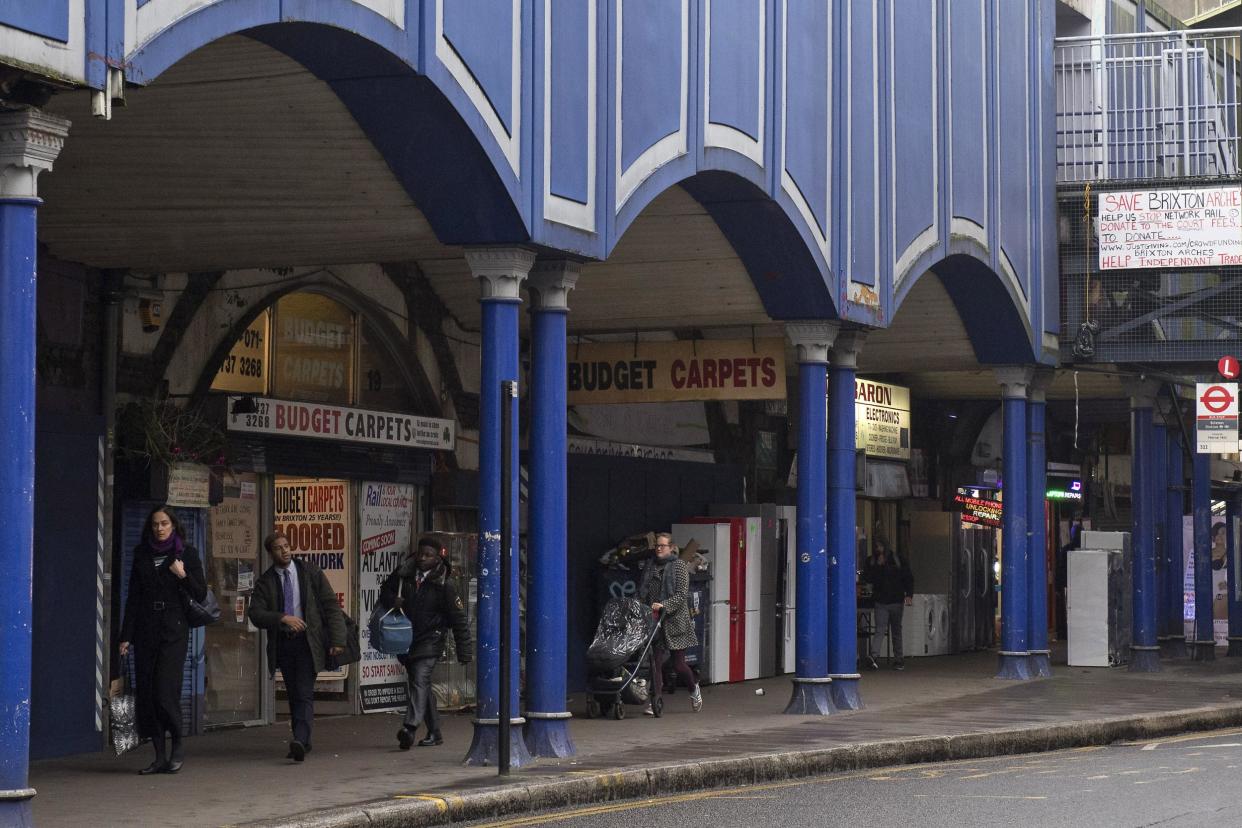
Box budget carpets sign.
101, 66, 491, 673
566, 338, 786, 404
227, 396, 455, 451
1098, 186, 1242, 270
274, 477, 352, 683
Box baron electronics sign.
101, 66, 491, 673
1196, 382, 1239, 453
566, 338, 786, 404
227, 397, 455, 451
853, 379, 911, 460
1098, 186, 1242, 270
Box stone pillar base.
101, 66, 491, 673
524, 714, 576, 758
1227, 637, 1242, 657
1160, 636, 1189, 659
463, 718, 534, 767
782, 678, 835, 716
829, 675, 864, 710
996, 652, 1032, 680
1128, 646, 1162, 672
1192, 641, 1217, 662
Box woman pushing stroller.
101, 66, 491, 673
638, 532, 702, 715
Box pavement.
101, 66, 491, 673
28, 647, 1242, 827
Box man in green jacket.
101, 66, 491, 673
249, 531, 347, 762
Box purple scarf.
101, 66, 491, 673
147, 533, 184, 558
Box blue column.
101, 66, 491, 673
1027, 371, 1051, 677
827, 331, 865, 710
1151, 419, 1169, 655
463, 248, 535, 767
1192, 450, 1215, 661
1164, 423, 1188, 658
1228, 493, 1242, 657
524, 262, 578, 755
1128, 383, 1160, 671
995, 367, 1031, 680
783, 322, 836, 716
0, 110, 67, 826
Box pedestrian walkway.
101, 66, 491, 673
29, 650, 1242, 827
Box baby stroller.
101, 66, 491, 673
584, 597, 664, 720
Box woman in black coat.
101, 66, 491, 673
119, 505, 207, 774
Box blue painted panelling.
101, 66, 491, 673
620, 0, 683, 171
0, 0, 70, 42
848, 0, 876, 286
549, 0, 590, 205
891, 2, 935, 264
949, 0, 986, 230
783, 0, 829, 234
998, 1, 1029, 299
707, 0, 761, 141
443, 0, 516, 133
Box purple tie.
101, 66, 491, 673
282, 568, 295, 617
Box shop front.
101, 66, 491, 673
120, 289, 456, 729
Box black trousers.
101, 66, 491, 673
277, 634, 316, 747
134, 627, 188, 740
402, 656, 440, 735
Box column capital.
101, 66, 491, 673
785, 320, 838, 364
1121, 376, 1160, 409
830, 329, 866, 369
528, 259, 580, 311
1028, 367, 1055, 404
0, 109, 70, 199
994, 365, 1035, 399
465, 246, 537, 300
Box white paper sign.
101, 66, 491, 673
1099, 186, 1242, 270
357, 482, 415, 712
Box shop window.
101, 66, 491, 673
357, 319, 417, 412
270, 293, 354, 405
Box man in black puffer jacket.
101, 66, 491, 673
380, 536, 473, 749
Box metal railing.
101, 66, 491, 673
1055, 28, 1242, 183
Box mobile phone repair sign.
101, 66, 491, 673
1098, 186, 1242, 270
1197, 382, 1238, 453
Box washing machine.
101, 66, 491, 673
928, 594, 951, 655
901, 595, 938, 657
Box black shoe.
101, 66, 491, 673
397, 728, 413, 750
162, 759, 183, 774
289, 740, 306, 762
138, 761, 167, 775
417, 732, 443, 747
893, 660, 905, 671
864, 656, 879, 671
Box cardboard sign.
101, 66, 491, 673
566, 338, 786, 404
1098, 186, 1242, 270
165, 462, 211, 508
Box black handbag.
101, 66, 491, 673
185, 588, 221, 627
326, 613, 362, 670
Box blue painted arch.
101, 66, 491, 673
672, 171, 836, 321
122, 10, 528, 247
903, 250, 1036, 365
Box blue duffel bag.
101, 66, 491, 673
368, 582, 413, 655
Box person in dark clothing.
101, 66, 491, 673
248, 531, 347, 762
119, 505, 208, 775
638, 533, 702, 714
380, 536, 473, 749
862, 536, 913, 670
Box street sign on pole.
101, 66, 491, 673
1219, 356, 1240, 380
1196, 382, 1239, 453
